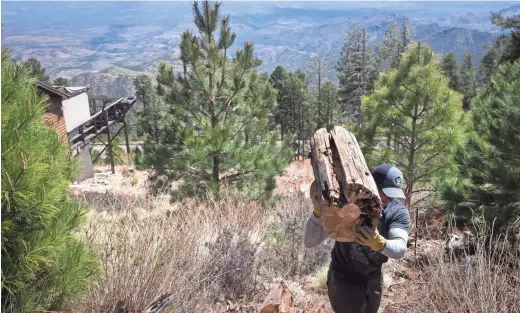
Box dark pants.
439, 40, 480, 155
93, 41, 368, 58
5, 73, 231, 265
326, 268, 383, 313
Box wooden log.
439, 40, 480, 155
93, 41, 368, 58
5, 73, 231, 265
259, 282, 294, 313
309, 126, 382, 242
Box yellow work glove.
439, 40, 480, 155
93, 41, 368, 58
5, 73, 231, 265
356, 226, 386, 251
310, 180, 321, 217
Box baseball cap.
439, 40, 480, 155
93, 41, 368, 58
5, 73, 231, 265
371, 164, 405, 199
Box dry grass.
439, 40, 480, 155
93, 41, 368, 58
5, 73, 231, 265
407, 222, 520, 313
70, 189, 520, 313
70, 192, 327, 312
258, 195, 333, 279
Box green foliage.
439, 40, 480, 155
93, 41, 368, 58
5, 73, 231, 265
20, 58, 49, 82
491, 12, 520, 63
357, 43, 468, 206
459, 52, 477, 110
1, 49, 99, 312
441, 52, 461, 91
443, 60, 520, 237
140, 1, 291, 199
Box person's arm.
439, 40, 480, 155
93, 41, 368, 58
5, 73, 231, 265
381, 206, 410, 259
304, 213, 329, 248
356, 203, 410, 259
380, 228, 408, 259
304, 180, 329, 248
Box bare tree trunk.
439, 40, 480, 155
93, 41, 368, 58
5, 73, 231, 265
298, 98, 302, 157
318, 58, 322, 126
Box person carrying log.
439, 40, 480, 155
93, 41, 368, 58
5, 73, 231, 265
304, 164, 410, 313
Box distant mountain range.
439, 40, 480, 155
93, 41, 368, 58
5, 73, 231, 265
2, 1, 518, 99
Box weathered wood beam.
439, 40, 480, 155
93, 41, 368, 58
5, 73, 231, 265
310, 126, 382, 242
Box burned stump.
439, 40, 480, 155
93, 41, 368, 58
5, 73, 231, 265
310, 126, 382, 242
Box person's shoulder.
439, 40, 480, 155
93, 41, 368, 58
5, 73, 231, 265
386, 198, 408, 216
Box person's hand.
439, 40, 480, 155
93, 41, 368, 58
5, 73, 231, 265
356, 226, 386, 251
310, 180, 321, 217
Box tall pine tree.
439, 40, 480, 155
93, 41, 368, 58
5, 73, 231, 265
306, 55, 332, 128
375, 20, 414, 73
441, 52, 461, 91
269, 65, 288, 89
269, 65, 289, 139
321, 81, 340, 127
141, 1, 291, 198
479, 46, 501, 86
459, 52, 477, 110
443, 60, 520, 236
337, 22, 375, 125
358, 43, 467, 206
278, 74, 308, 156
134, 75, 155, 109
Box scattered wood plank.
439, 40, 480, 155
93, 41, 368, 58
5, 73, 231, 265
310, 126, 382, 242
142, 293, 174, 313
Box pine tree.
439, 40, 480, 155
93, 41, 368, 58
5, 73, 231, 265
358, 43, 467, 206
321, 81, 340, 127
443, 60, 520, 236
294, 68, 307, 85
376, 23, 401, 72
400, 17, 413, 50
269, 65, 289, 139
141, 1, 291, 198
133, 74, 154, 109
20, 58, 49, 82
375, 20, 414, 73
1, 50, 98, 312
337, 22, 375, 125
269, 65, 288, 90
441, 52, 461, 91
132, 75, 160, 141
278, 74, 307, 156
52, 77, 69, 86
459, 52, 477, 110
306, 55, 332, 128
478, 47, 500, 86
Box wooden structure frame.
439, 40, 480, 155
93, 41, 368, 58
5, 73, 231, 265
67, 96, 137, 174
